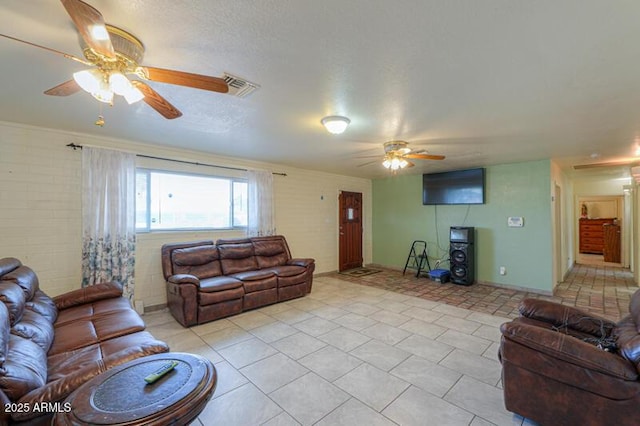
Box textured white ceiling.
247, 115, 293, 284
2, 0, 640, 178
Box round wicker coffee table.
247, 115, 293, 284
54, 352, 216, 425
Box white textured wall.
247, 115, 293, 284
0, 122, 372, 308
0, 124, 82, 295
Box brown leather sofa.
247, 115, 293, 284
0, 257, 169, 425
161, 235, 315, 327
499, 290, 640, 426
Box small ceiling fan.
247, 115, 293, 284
1, 0, 230, 121
359, 141, 445, 171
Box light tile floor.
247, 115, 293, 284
145, 275, 536, 426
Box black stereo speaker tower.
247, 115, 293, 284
449, 226, 475, 286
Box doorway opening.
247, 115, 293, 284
576, 195, 624, 267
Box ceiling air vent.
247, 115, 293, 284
223, 73, 260, 98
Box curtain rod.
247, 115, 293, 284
66, 143, 287, 176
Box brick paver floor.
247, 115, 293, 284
330, 263, 637, 321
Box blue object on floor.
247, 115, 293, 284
428, 269, 450, 283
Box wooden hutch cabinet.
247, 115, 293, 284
579, 218, 616, 254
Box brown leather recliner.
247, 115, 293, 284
161, 235, 315, 327
0, 257, 169, 425
499, 290, 640, 426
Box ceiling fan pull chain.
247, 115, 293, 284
95, 103, 105, 127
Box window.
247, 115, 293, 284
136, 169, 248, 232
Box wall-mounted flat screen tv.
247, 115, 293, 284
422, 168, 485, 205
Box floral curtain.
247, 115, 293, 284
247, 169, 276, 237
81, 147, 136, 300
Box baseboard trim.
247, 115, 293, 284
143, 303, 168, 314
336, 264, 555, 296
475, 279, 553, 296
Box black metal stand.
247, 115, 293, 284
402, 240, 432, 277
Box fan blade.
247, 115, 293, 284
406, 160, 415, 168
131, 81, 182, 119
353, 155, 384, 159
60, 0, 115, 59
0, 33, 92, 65
357, 160, 381, 167
136, 66, 229, 93
44, 80, 81, 96
405, 153, 446, 160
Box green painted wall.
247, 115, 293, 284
372, 160, 553, 292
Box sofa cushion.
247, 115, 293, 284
230, 270, 276, 282
27, 290, 58, 324
0, 335, 47, 401
47, 331, 169, 383
199, 287, 244, 305
11, 309, 54, 353
172, 246, 222, 279
241, 275, 278, 293
0, 282, 26, 325
49, 308, 146, 356
199, 276, 243, 293
277, 274, 309, 288
53, 281, 124, 311
1, 265, 39, 302
264, 265, 307, 278
161, 240, 215, 279
253, 239, 290, 269
0, 258, 21, 277
219, 242, 259, 275
54, 296, 133, 327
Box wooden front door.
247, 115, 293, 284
339, 191, 363, 271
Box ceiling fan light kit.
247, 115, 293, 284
321, 115, 350, 134
72, 68, 144, 104
382, 155, 410, 171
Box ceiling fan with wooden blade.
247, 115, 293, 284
404, 152, 446, 160
131, 81, 182, 119
357, 141, 445, 171
43, 80, 82, 97
1, 0, 229, 120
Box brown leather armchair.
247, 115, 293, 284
499, 291, 640, 426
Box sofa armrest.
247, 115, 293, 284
11, 342, 169, 422
167, 274, 200, 286
501, 321, 636, 380
287, 258, 314, 268
0, 389, 10, 423
53, 281, 124, 311
518, 298, 616, 336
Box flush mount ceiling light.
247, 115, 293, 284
321, 115, 350, 134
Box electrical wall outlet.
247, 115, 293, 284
499, 266, 506, 275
